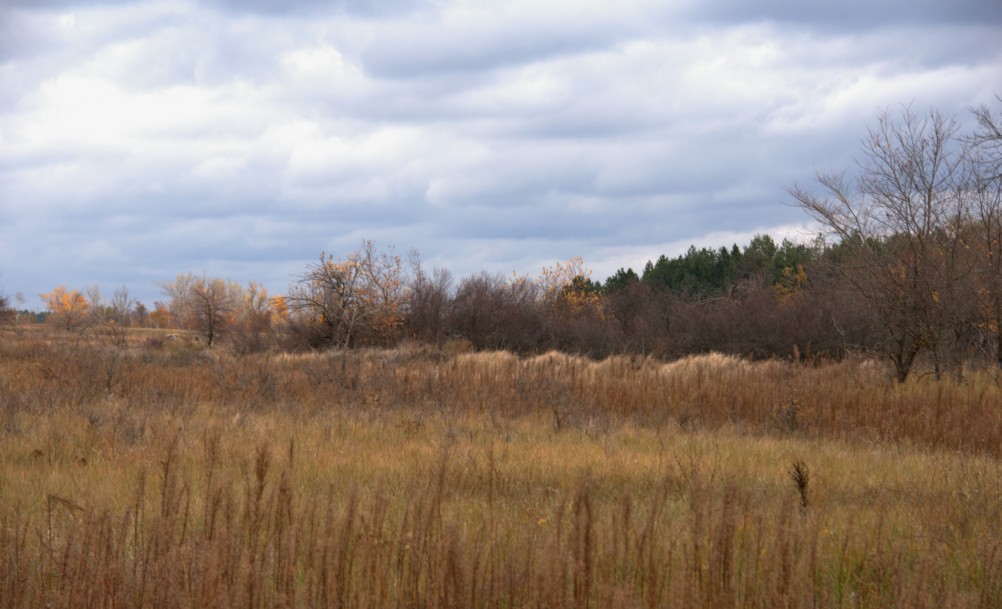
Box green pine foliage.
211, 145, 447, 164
637, 234, 815, 297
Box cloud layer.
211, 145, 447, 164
1, 0, 1000, 304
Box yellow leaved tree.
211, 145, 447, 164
775, 264, 809, 298
537, 256, 603, 313
40, 286, 92, 331
269, 295, 288, 327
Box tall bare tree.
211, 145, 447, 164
789, 106, 969, 382
971, 96, 1002, 180
969, 97, 1002, 367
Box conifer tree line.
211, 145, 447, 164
4, 101, 1000, 382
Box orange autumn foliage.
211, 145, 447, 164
39, 286, 91, 331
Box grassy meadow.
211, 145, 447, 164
2, 328, 1002, 608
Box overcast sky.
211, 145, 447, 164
2, 0, 1000, 306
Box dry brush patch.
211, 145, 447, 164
4, 331, 1002, 453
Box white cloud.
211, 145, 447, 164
0, 0, 999, 304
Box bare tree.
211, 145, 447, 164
0, 288, 12, 327
789, 106, 969, 382
449, 271, 543, 352
158, 273, 198, 330
228, 282, 277, 354
85, 285, 102, 314
405, 254, 454, 346
109, 286, 137, 326
971, 96, 1002, 180
191, 279, 237, 347
287, 241, 406, 349
969, 97, 1002, 367
159, 273, 239, 346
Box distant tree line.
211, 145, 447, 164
4, 101, 1000, 382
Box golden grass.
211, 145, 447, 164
1, 330, 1002, 607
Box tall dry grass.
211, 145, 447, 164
5, 330, 1001, 454
2, 330, 1002, 607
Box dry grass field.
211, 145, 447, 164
2, 328, 1002, 608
